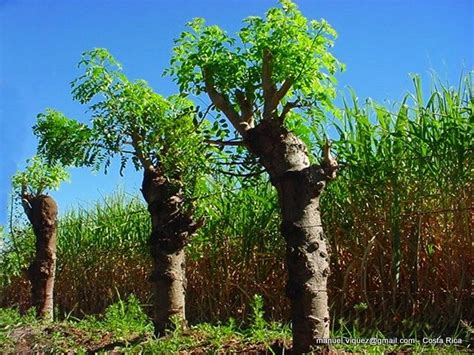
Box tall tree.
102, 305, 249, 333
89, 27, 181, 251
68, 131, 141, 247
34, 49, 209, 335
167, 0, 342, 351
12, 155, 69, 320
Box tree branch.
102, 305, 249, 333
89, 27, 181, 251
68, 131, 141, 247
272, 78, 294, 108
199, 103, 215, 127
205, 139, 244, 147
235, 90, 254, 128
202, 67, 247, 136
279, 100, 300, 122
321, 139, 338, 180
92, 141, 137, 158
216, 168, 266, 178
262, 48, 276, 117
262, 49, 294, 120
130, 130, 153, 170
20, 191, 33, 224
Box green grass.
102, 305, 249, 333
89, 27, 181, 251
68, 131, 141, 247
321, 72, 473, 333
0, 296, 470, 354
0, 294, 290, 353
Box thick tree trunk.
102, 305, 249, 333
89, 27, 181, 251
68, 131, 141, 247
141, 167, 201, 336
23, 194, 58, 321
245, 120, 336, 354
279, 180, 331, 352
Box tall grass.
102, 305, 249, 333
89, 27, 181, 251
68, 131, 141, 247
321, 73, 473, 333
0, 192, 152, 315
0, 181, 285, 323
0, 74, 471, 337
187, 176, 285, 322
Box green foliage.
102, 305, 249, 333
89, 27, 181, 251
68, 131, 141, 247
0, 298, 152, 353
249, 294, 266, 332
0, 194, 33, 287
241, 294, 291, 347
331, 73, 472, 183
193, 318, 243, 349
11, 155, 69, 196
167, 0, 343, 145
168, 0, 342, 103
35, 48, 210, 190
57, 192, 149, 257
0, 225, 32, 285
325, 72, 472, 224
320, 73, 473, 332
191, 175, 281, 260
0, 227, 4, 253
330, 319, 469, 354
0, 307, 35, 328
71, 48, 125, 104
72, 48, 208, 178
34, 109, 93, 167
0, 303, 468, 353
0, 308, 36, 350
100, 294, 153, 337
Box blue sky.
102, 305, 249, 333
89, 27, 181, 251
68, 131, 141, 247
0, 0, 472, 225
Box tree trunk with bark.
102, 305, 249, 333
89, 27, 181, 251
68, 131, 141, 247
141, 167, 202, 336
201, 46, 339, 352
245, 119, 337, 353
22, 194, 58, 321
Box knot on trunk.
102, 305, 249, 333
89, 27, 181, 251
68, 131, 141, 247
306, 241, 319, 253
142, 167, 173, 204
148, 205, 204, 255
244, 119, 280, 156
270, 165, 332, 198
321, 140, 338, 180
149, 228, 188, 254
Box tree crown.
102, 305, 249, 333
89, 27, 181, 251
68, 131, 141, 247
35, 49, 209, 183
166, 0, 343, 141
12, 156, 69, 197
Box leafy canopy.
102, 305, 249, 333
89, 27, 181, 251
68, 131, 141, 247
35, 48, 209, 182
12, 156, 69, 197
166, 0, 344, 133
35, 109, 93, 167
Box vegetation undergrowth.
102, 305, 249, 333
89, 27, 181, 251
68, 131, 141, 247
0, 295, 469, 353
0, 294, 289, 353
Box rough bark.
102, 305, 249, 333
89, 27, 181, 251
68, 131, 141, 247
141, 167, 202, 336
22, 194, 58, 321
245, 120, 337, 354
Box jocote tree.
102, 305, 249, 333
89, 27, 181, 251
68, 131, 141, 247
34, 49, 209, 335
12, 155, 69, 320
167, 0, 342, 351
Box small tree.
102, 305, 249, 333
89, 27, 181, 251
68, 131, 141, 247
167, 0, 342, 351
34, 49, 209, 334
12, 155, 69, 320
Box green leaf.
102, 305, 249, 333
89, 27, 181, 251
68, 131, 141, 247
12, 156, 69, 196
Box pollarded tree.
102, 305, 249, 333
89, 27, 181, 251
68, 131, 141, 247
12, 155, 69, 320
34, 49, 209, 335
167, 0, 342, 351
